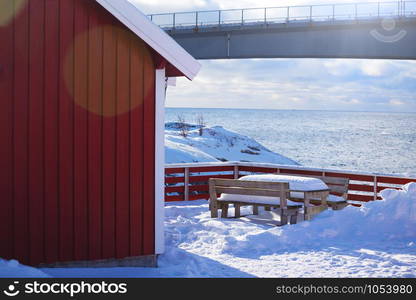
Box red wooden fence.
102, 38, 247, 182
165, 163, 416, 204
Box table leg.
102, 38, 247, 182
321, 191, 328, 207
280, 210, 288, 226
304, 192, 312, 207
234, 204, 241, 218
304, 192, 312, 221
221, 203, 229, 218
280, 197, 287, 210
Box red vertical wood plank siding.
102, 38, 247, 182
0, 0, 14, 260
28, 0, 45, 265
101, 21, 117, 259
44, 0, 60, 264
143, 48, 156, 255
87, 7, 103, 261
115, 28, 131, 259
58, 0, 75, 263
13, 1, 30, 265
129, 37, 145, 256
2, 0, 157, 266
73, 0, 89, 262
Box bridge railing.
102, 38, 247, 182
165, 162, 416, 205
149, 1, 416, 30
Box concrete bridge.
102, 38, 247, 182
149, 1, 416, 60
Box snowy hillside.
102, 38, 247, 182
165, 122, 298, 165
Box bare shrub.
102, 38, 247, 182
177, 115, 189, 138
196, 114, 206, 136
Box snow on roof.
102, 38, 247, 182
96, 0, 201, 80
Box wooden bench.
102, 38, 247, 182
208, 178, 302, 226
284, 175, 350, 211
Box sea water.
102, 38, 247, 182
166, 108, 416, 176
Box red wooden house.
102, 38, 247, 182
0, 0, 200, 267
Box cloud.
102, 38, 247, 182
348, 98, 361, 104
389, 99, 405, 106
324, 60, 395, 78
361, 60, 390, 77
324, 60, 360, 77
166, 59, 416, 112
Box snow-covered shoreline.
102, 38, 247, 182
165, 122, 298, 165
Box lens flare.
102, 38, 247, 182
63, 25, 154, 117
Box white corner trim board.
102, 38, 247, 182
96, 0, 201, 80
155, 68, 166, 254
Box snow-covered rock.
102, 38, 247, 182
165, 122, 298, 165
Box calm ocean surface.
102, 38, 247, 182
166, 108, 416, 176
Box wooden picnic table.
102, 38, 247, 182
211, 174, 331, 223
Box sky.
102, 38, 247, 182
130, 0, 416, 112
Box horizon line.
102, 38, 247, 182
165, 107, 416, 114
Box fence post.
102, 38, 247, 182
173, 13, 176, 29
373, 176, 378, 201
399, 0, 405, 16
241, 9, 244, 25
287, 6, 290, 22
234, 165, 239, 179
264, 7, 267, 24
196, 12, 199, 28
226, 33, 231, 57
310, 5, 313, 22
218, 10, 221, 26
184, 167, 189, 201
398, 0, 401, 16
378, 1, 380, 18
355, 3, 358, 20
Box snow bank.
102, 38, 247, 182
165, 123, 298, 165
224, 182, 416, 256
159, 188, 416, 277
0, 259, 49, 278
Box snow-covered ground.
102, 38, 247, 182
165, 122, 298, 165
3, 183, 415, 278
0, 260, 50, 278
